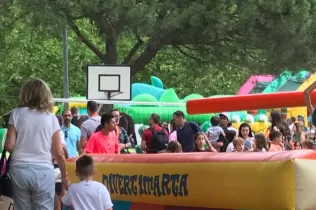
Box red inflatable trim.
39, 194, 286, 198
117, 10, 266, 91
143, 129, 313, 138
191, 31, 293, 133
186, 90, 316, 114
67, 150, 316, 163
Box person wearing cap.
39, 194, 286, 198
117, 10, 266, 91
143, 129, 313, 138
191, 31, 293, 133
304, 81, 316, 126
218, 112, 230, 142
219, 112, 229, 129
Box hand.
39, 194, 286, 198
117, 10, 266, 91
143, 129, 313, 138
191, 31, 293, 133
210, 147, 217, 152
62, 177, 71, 190
280, 143, 285, 150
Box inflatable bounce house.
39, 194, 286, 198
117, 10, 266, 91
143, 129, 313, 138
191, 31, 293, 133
53, 76, 274, 133
53, 70, 314, 134
238, 75, 274, 95
260, 70, 311, 123
113, 77, 214, 125
65, 151, 316, 210
236, 71, 314, 126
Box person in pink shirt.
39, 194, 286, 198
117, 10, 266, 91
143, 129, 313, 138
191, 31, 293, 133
169, 119, 177, 142
84, 113, 120, 154
269, 131, 284, 152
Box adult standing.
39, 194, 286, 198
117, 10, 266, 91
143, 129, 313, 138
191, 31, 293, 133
79, 101, 101, 153
173, 110, 201, 152
141, 113, 168, 153
4, 78, 68, 210
61, 110, 81, 158
218, 113, 230, 152
112, 109, 132, 152
70, 106, 79, 126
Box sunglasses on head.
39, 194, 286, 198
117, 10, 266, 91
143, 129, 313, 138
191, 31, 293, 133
64, 130, 68, 139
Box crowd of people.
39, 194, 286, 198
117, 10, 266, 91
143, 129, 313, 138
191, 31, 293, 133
66, 108, 316, 156
2, 77, 316, 210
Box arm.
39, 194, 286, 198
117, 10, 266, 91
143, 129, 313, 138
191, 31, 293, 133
140, 131, 147, 151
5, 112, 17, 153
59, 131, 69, 159
84, 135, 95, 154
52, 131, 68, 189
76, 129, 82, 154
203, 133, 216, 152
140, 139, 146, 151
79, 135, 87, 150
102, 186, 114, 210
304, 81, 316, 115
61, 187, 72, 206
206, 130, 211, 138
119, 128, 131, 150
5, 125, 16, 153
62, 144, 68, 159
300, 132, 306, 142
79, 124, 88, 151
220, 130, 226, 137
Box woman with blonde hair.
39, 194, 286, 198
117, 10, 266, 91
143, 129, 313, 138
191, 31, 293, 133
4, 78, 68, 210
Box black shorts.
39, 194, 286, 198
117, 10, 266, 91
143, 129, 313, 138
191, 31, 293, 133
312, 109, 316, 126
54, 164, 62, 195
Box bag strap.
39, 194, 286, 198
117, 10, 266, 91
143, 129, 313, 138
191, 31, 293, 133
9, 203, 14, 210
149, 127, 165, 134
149, 127, 157, 135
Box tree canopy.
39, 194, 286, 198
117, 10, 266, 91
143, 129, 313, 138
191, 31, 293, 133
2, 0, 316, 76
0, 0, 315, 122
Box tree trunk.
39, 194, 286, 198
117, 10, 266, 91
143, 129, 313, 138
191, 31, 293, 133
130, 38, 162, 76
100, 31, 118, 114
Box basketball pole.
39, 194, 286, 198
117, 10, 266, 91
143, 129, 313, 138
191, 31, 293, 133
62, 26, 69, 110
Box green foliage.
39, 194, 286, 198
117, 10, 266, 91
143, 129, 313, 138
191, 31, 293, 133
4, 0, 316, 75
141, 48, 251, 98
2, 0, 316, 121
0, 18, 101, 117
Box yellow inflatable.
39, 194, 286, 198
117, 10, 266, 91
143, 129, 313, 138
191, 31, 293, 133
66, 151, 316, 210
232, 122, 270, 134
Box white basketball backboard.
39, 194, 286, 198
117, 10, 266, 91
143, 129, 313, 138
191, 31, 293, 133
86, 65, 131, 100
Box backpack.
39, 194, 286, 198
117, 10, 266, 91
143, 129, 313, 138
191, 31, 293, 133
149, 127, 169, 152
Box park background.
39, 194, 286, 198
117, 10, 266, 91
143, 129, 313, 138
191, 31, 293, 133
1, 1, 316, 125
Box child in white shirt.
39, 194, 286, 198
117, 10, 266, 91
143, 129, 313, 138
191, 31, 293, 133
207, 116, 226, 150
62, 155, 113, 210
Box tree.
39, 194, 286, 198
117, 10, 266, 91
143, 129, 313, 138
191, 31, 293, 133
142, 47, 252, 98
0, 14, 250, 119
2, 0, 316, 77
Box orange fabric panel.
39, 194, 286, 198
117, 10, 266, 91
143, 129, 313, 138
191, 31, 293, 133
67, 150, 316, 163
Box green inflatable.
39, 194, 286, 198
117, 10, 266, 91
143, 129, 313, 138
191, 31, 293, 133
114, 89, 214, 125
0, 128, 7, 152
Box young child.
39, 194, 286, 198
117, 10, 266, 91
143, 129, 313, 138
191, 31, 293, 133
232, 138, 244, 152
166, 141, 183, 153
193, 132, 217, 152
225, 130, 237, 152
206, 116, 226, 151
253, 133, 268, 152
62, 155, 113, 210
268, 131, 284, 152
304, 80, 316, 126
